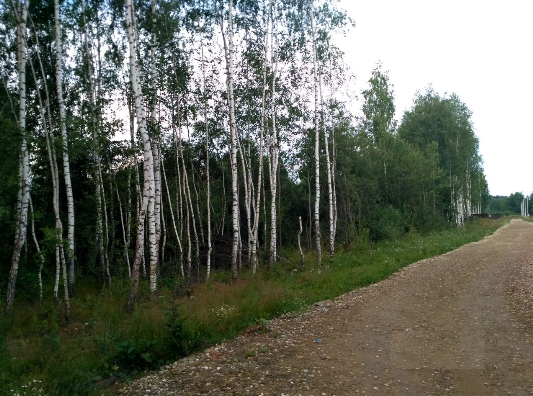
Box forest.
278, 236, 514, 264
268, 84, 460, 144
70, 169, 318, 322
489, 193, 532, 215
1, 0, 490, 393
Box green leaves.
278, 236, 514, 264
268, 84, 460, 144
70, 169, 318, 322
113, 338, 157, 369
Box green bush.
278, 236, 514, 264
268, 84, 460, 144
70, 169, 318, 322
372, 205, 406, 240
113, 338, 157, 370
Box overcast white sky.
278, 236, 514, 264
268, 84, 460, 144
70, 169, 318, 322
338, 0, 533, 196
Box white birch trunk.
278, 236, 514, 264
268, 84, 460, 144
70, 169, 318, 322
187, 155, 200, 269
200, 30, 212, 279
221, 0, 240, 279
115, 181, 131, 278
206, 127, 212, 279
250, 56, 266, 274
147, 0, 160, 300
331, 117, 338, 244
237, 133, 252, 266
54, 0, 75, 293
30, 21, 64, 311
309, 2, 322, 265
319, 73, 334, 258
191, 170, 204, 244
28, 17, 70, 321
161, 156, 183, 275
125, 0, 157, 312
99, 166, 111, 285
184, 170, 192, 278
6, 0, 30, 314
267, 0, 279, 270
298, 216, 304, 270
150, 0, 162, 270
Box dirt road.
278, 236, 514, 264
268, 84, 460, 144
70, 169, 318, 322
121, 219, 533, 395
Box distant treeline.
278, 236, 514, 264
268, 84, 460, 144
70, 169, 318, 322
489, 193, 531, 215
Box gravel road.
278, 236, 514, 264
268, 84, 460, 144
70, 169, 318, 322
120, 219, 533, 396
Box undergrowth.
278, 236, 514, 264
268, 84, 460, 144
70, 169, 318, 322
0, 217, 506, 396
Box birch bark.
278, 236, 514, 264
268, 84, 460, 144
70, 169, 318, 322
28, 17, 68, 319
54, 0, 75, 292
309, 1, 322, 265
199, 29, 212, 279
267, 0, 279, 269
221, 0, 240, 279
161, 155, 183, 275
319, 73, 334, 258
124, 0, 157, 312
6, 0, 29, 314
150, 0, 162, 289
250, 54, 266, 274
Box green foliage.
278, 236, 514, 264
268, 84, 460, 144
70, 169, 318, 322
362, 63, 396, 142
398, 88, 488, 222
371, 205, 406, 240
113, 338, 157, 370
489, 193, 524, 215
165, 307, 203, 356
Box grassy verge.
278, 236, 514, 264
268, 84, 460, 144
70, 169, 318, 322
0, 217, 506, 396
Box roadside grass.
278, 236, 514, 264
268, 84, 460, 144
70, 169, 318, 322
0, 217, 506, 396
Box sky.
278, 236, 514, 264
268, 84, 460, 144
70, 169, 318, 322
338, 0, 533, 196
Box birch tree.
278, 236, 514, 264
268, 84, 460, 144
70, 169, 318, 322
267, 0, 279, 269
25, 9, 71, 321
221, 0, 240, 279
54, 0, 75, 293
5, 0, 29, 314
309, 0, 321, 266
124, 0, 157, 312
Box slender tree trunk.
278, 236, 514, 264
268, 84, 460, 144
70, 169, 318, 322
6, 0, 29, 314
184, 123, 200, 271
161, 193, 166, 268
29, 197, 44, 303
99, 166, 111, 285
149, 0, 162, 298
54, 0, 75, 293
200, 31, 212, 279
309, 2, 322, 265
184, 168, 192, 279
221, 0, 240, 279
30, 18, 64, 314
267, 0, 279, 270
307, 167, 312, 249
206, 129, 212, 279
237, 134, 251, 266
81, 0, 107, 284
115, 180, 131, 278
298, 216, 304, 270
319, 73, 334, 258
28, 13, 69, 320
161, 157, 183, 275
331, 118, 337, 244
124, 0, 157, 313
191, 170, 204, 245
171, 98, 184, 273
250, 46, 267, 274
59, 243, 71, 323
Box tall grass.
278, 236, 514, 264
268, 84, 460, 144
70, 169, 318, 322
0, 217, 506, 396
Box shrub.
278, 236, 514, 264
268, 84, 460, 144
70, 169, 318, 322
113, 338, 157, 370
